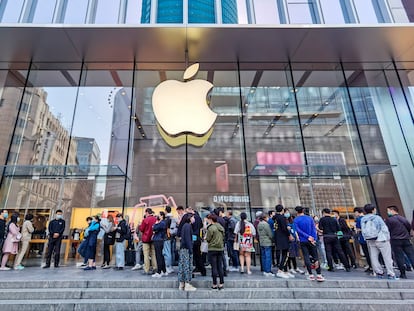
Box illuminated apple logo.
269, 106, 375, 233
152, 63, 217, 147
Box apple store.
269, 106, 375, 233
0, 25, 414, 232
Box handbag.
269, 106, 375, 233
201, 240, 208, 253
12, 233, 22, 243
233, 241, 239, 251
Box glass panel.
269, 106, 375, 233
287, 0, 317, 24
319, 0, 346, 24
157, 0, 183, 23
0, 0, 24, 23
32, 0, 57, 24
94, 0, 121, 24
252, 0, 280, 24
344, 66, 405, 215
235, 0, 248, 24
133, 63, 248, 220
125, 0, 141, 24
354, 0, 379, 23
140, 0, 152, 23
63, 0, 88, 24
189, 0, 215, 23
222, 0, 238, 23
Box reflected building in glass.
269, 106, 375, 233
0, 0, 413, 236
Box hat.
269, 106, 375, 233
255, 211, 263, 218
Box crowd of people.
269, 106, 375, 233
0, 203, 413, 290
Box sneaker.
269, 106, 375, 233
42, 265, 50, 269
240, 267, 244, 274
388, 275, 399, 280
229, 267, 239, 272
184, 283, 197, 291
80, 263, 87, 267
289, 269, 297, 274
178, 282, 185, 290
376, 273, 384, 279
263, 272, 275, 277
131, 264, 143, 271
0, 267, 11, 271
276, 271, 290, 279
296, 268, 305, 274
152, 272, 162, 278
308, 275, 316, 281
316, 274, 325, 282
286, 272, 295, 278
102, 265, 111, 269
211, 286, 218, 291
166, 267, 174, 274
83, 266, 94, 271
336, 264, 345, 270
14, 265, 24, 270
247, 270, 252, 275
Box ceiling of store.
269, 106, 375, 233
0, 25, 414, 67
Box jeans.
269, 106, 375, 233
115, 241, 125, 268
226, 239, 239, 268
260, 246, 272, 273
367, 239, 395, 276
300, 241, 322, 274
134, 241, 143, 265
163, 239, 172, 268
209, 250, 224, 286
390, 239, 414, 275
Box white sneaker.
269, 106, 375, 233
0, 267, 11, 271
184, 283, 197, 291
151, 272, 162, 278
276, 271, 290, 279
131, 264, 143, 271
286, 272, 295, 278
289, 269, 297, 274
166, 267, 174, 274
229, 267, 239, 272
296, 268, 305, 274
335, 264, 345, 270
263, 272, 275, 277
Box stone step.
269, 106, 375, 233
0, 287, 413, 300
0, 298, 414, 311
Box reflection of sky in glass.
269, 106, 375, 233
0, 0, 24, 23
64, 0, 88, 24
319, 0, 345, 24
32, 0, 56, 23
253, 0, 280, 24
95, 0, 121, 24
287, 3, 314, 24
354, 0, 379, 23
44, 87, 116, 165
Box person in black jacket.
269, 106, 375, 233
318, 208, 350, 272
333, 210, 357, 268
43, 209, 65, 268
273, 204, 292, 278
178, 213, 196, 291
385, 205, 414, 279
113, 213, 128, 270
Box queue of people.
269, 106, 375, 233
0, 203, 413, 289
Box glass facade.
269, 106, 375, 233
0, 0, 411, 25
1, 61, 413, 233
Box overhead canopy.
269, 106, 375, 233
0, 24, 414, 66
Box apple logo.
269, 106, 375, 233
152, 63, 217, 147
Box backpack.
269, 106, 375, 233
168, 217, 178, 237
361, 216, 380, 240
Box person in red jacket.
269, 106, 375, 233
139, 208, 157, 274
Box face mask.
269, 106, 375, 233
284, 213, 290, 218
3, 213, 8, 219
314, 218, 319, 223
17, 217, 20, 222
56, 215, 63, 220
387, 212, 393, 217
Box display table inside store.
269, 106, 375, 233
27, 239, 80, 262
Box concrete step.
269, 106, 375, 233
1, 298, 414, 311
0, 287, 413, 300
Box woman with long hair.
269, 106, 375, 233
234, 212, 256, 274
101, 214, 115, 269
178, 213, 196, 291
1, 213, 20, 270
14, 213, 34, 270
152, 211, 167, 277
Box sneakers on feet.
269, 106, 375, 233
184, 283, 197, 291
263, 272, 275, 277
276, 271, 290, 279
14, 265, 24, 270
388, 275, 399, 280
0, 267, 11, 271
308, 275, 316, 281
316, 274, 325, 282
229, 267, 239, 272
289, 269, 297, 274
152, 272, 162, 278
296, 268, 305, 274
131, 264, 143, 271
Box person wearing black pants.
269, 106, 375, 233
152, 213, 167, 277
319, 208, 351, 272
273, 205, 292, 278
206, 213, 225, 290
43, 209, 65, 268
